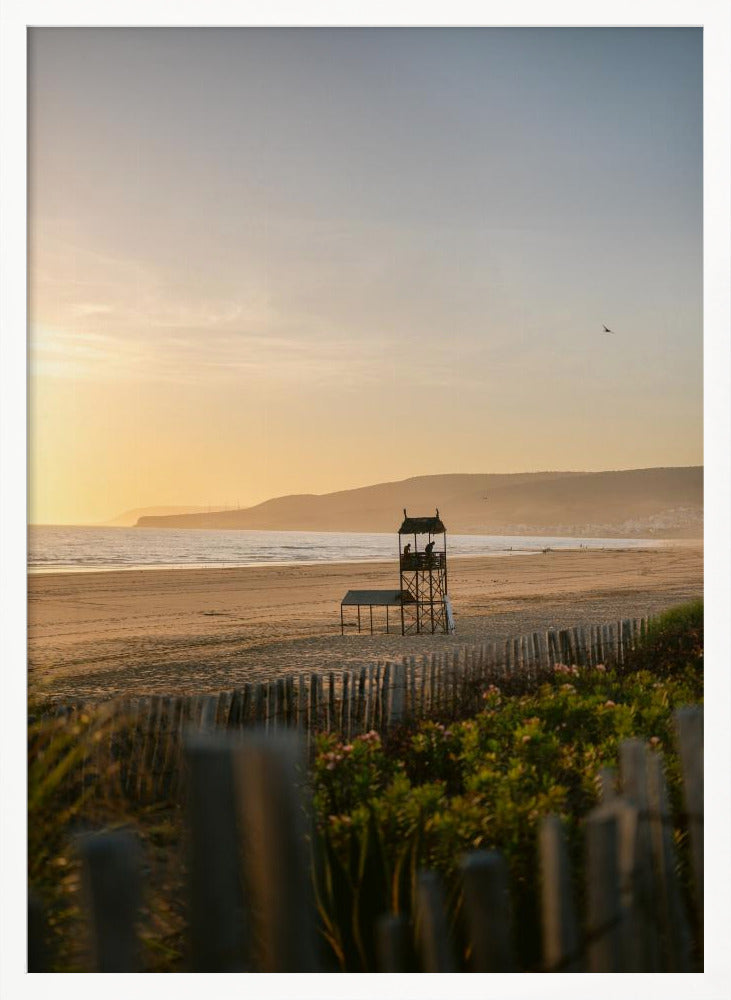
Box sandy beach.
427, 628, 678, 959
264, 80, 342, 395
28, 545, 703, 704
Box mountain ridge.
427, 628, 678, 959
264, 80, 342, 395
135, 467, 703, 539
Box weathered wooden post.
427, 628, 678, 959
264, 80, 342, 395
150, 696, 172, 797
79, 831, 141, 972
429, 654, 436, 713
285, 676, 295, 727
233, 731, 318, 972
596, 767, 618, 803
389, 660, 407, 726
538, 815, 582, 971
646, 750, 692, 971
619, 738, 661, 970
308, 673, 320, 733
297, 674, 307, 730
376, 914, 412, 972
198, 694, 218, 733
340, 671, 350, 735
461, 851, 514, 972
217, 689, 233, 726
418, 654, 428, 716
266, 680, 278, 732
585, 806, 623, 972
414, 871, 455, 972
532, 631, 542, 674
408, 656, 417, 720
674, 706, 703, 921
241, 682, 253, 727
380, 662, 391, 729
375, 662, 385, 730
185, 733, 247, 971
276, 678, 286, 727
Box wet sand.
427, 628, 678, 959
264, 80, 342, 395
28, 545, 703, 704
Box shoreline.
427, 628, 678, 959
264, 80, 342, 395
28, 544, 703, 705
27, 551, 540, 576
27, 538, 693, 577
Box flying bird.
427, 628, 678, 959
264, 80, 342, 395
602, 324, 614, 333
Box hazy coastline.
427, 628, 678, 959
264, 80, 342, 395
132, 467, 703, 538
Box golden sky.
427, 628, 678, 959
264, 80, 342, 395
28, 28, 703, 524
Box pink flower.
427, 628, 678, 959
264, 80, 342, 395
603, 700, 616, 709
595, 664, 606, 673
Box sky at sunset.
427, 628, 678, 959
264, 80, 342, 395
28, 26, 703, 525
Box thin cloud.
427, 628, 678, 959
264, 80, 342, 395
72, 302, 114, 317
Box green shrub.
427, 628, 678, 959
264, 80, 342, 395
623, 599, 703, 679
28, 709, 188, 972
312, 656, 702, 970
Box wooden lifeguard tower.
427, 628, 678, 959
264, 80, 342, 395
398, 509, 453, 635
339, 509, 455, 636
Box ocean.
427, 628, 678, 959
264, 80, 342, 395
27, 525, 667, 573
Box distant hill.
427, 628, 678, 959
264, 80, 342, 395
106, 505, 218, 527
136, 467, 703, 539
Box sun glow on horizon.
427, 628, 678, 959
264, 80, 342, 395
28, 28, 703, 525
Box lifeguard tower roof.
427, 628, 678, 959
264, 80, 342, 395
398, 511, 445, 535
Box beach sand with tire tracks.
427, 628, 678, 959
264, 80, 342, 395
28, 544, 703, 705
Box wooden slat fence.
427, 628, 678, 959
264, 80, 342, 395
44, 615, 657, 804
31, 705, 703, 972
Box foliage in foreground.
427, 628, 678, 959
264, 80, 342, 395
312, 659, 702, 969
28, 601, 703, 971
621, 598, 703, 678
28, 709, 188, 971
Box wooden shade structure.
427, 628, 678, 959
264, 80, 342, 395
340, 589, 414, 635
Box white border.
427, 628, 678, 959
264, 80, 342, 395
2, 4, 729, 998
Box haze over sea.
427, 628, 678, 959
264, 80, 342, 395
28, 525, 668, 574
